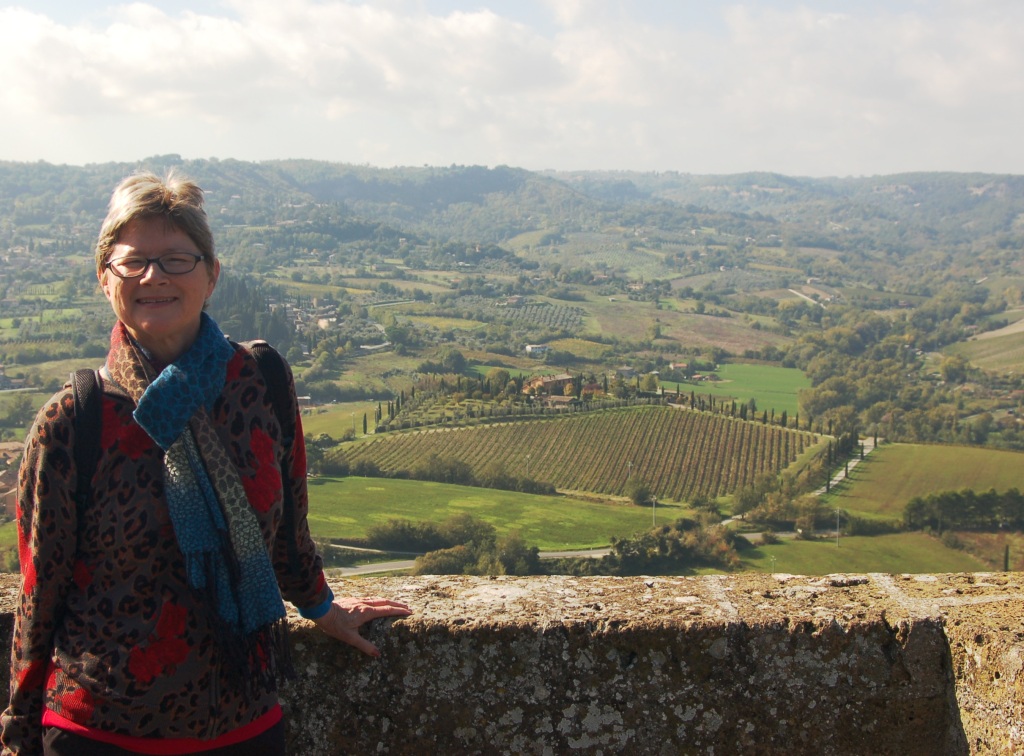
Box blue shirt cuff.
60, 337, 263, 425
298, 588, 335, 620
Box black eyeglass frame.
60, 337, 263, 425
104, 253, 206, 279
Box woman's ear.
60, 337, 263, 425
98, 267, 113, 302
206, 258, 221, 299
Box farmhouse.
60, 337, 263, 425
540, 394, 578, 410
522, 373, 574, 396
524, 344, 548, 357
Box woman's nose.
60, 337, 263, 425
137, 260, 169, 282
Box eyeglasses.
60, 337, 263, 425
105, 253, 205, 279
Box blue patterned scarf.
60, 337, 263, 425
130, 314, 290, 689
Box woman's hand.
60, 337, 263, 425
312, 597, 413, 657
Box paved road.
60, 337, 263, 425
814, 437, 878, 495
332, 548, 612, 577
335, 560, 421, 577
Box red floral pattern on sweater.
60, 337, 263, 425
241, 426, 281, 514
128, 603, 190, 685
100, 396, 154, 460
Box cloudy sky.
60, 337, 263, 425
1, 0, 1021, 176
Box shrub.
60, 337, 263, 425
366, 519, 447, 552
941, 531, 963, 550
845, 515, 901, 536
626, 479, 652, 506
413, 545, 475, 575
320, 455, 350, 477
351, 459, 382, 477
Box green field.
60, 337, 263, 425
0, 468, 1005, 575
307, 475, 657, 549
0, 521, 16, 549
405, 315, 487, 331
823, 443, 1024, 520
665, 363, 809, 417
741, 533, 988, 574
300, 401, 380, 439
1, 356, 100, 386
581, 295, 790, 356
545, 338, 611, 360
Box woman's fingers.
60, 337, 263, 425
312, 597, 412, 656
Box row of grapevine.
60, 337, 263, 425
492, 303, 584, 330
336, 405, 823, 503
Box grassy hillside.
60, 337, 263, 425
949, 329, 1024, 373
823, 443, 1024, 520
742, 533, 988, 575
580, 294, 791, 355
338, 405, 823, 503
663, 363, 809, 417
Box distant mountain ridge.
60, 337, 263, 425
1, 157, 1021, 275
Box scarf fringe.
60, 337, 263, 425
221, 618, 295, 699
195, 567, 295, 699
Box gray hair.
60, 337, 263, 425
95, 170, 215, 276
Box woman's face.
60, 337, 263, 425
99, 216, 219, 364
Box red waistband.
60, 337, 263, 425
42, 704, 282, 754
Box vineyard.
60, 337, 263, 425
492, 302, 584, 330
337, 405, 824, 502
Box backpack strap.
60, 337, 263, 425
71, 369, 103, 519
242, 340, 302, 576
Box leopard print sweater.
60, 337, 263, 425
0, 339, 330, 754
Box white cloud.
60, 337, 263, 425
0, 0, 1022, 174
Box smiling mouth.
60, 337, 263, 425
137, 297, 177, 304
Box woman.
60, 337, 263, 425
0, 172, 411, 755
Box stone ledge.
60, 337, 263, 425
1, 572, 1022, 754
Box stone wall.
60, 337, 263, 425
1, 571, 1022, 754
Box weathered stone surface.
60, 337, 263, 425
1, 572, 1021, 754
